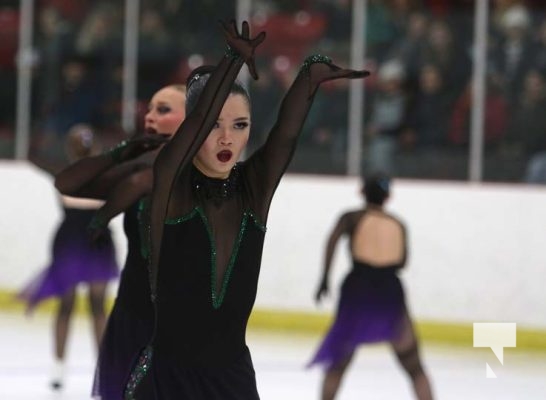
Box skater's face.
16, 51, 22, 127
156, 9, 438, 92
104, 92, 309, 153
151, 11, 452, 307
193, 94, 251, 179
145, 87, 186, 136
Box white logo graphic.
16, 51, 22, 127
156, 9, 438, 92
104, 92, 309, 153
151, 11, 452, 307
473, 323, 517, 378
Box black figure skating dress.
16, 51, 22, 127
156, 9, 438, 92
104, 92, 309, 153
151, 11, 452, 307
134, 163, 269, 399
92, 198, 154, 400
308, 209, 408, 369
123, 23, 368, 399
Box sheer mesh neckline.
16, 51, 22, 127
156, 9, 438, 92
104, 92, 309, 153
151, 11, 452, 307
191, 164, 242, 201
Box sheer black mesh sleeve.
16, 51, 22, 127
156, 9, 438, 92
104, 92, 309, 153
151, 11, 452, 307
320, 211, 355, 281
148, 54, 246, 294
244, 61, 369, 222
90, 168, 153, 232
54, 155, 147, 200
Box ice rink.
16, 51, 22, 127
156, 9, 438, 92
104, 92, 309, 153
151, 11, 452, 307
1, 312, 545, 400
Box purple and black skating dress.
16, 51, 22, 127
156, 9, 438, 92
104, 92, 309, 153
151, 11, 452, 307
19, 203, 118, 311
309, 210, 408, 370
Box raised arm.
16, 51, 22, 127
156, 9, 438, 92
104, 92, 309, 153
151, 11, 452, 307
87, 168, 153, 242
54, 134, 168, 200
248, 57, 369, 210
148, 21, 265, 294
315, 212, 351, 303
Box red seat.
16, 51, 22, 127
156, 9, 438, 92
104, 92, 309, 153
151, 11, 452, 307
252, 12, 327, 63
0, 9, 19, 68
38, 0, 89, 23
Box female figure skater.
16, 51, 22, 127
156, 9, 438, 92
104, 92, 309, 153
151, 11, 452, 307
118, 20, 369, 399
309, 173, 433, 400
54, 85, 186, 399
18, 125, 119, 390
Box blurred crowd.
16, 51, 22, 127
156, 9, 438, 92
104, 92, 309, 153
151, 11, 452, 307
0, 0, 546, 182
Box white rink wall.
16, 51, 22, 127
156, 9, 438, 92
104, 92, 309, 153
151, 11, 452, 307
1, 161, 546, 329
0, 162, 127, 296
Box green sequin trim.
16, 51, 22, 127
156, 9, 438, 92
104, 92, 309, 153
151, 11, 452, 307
210, 211, 246, 309
247, 211, 266, 233
163, 207, 266, 309
164, 207, 200, 225
136, 197, 156, 302
300, 54, 333, 76
137, 198, 151, 260
106, 139, 128, 163
123, 345, 153, 400
224, 44, 240, 60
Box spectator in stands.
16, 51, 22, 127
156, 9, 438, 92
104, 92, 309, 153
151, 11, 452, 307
74, 2, 122, 74
137, 8, 179, 100
35, 7, 74, 119
504, 70, 546, 177
418, 19, 470, 102
389, 11, 429, 90
490, 4, 535, 103
407, 64, 450, 148
366, 0, 402, 62
531, 19, 546, 74
42, 56, 103, 140
306, 76, 351, 169
364, 59, 409, 176
448, 74, 509, 149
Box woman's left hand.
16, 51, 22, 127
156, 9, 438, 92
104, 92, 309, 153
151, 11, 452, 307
314, 279, 329, 304
308, 61, 370, 85
220, 20, 266, 80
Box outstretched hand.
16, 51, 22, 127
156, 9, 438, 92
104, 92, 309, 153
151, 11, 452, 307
310, 62, 370, 84
306, 58, 370, 98
220, 20, 266, 80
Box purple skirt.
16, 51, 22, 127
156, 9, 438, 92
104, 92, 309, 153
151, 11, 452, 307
18, 208, 118, 311
308, 264, 406, 369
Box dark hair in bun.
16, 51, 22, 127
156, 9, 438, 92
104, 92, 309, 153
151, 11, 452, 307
363, 172, 390, 205
186, 65, 251, 115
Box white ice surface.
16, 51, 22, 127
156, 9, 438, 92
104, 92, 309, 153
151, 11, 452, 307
0, 312, 545, 399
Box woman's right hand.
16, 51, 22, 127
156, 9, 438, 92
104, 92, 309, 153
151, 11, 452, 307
314, 278, 329, 304
87, 216, 109, 247
117, 133, 170, 162
220, 20, 266, 80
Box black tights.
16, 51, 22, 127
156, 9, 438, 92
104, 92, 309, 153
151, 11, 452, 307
391, 314, 434, 400
320, 313, 433, 400
53, 282, 108, 361
320, 351, 354, 400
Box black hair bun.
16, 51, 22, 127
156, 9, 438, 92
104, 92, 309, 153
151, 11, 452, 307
186, 65, 216, 88
363, 171, 391, 204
